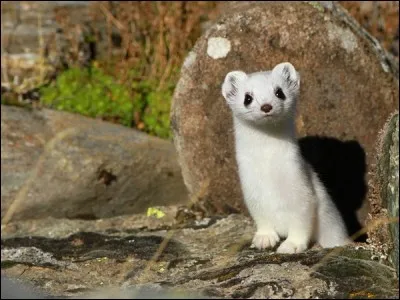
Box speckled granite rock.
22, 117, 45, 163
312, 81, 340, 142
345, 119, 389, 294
1, 212, 398, 298
368, 111, 399, 276
1, 105, 188, 221
170, 1, 398, 221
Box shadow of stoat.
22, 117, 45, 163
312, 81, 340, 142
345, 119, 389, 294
298, 136, 368, 243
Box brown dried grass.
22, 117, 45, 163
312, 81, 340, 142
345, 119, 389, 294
55, 1, 221, 89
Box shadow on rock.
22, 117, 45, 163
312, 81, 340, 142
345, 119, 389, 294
299, 136, 368, 242
1, 232, 185, 262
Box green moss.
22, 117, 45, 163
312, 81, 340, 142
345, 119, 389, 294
39, 65, 174, 139
312, 255, 398, 299
216, 270, 241, 282
40, 66, 133, 127
131, 79, 174, 139
1, 260, 19, 269
338, 248, 373, 261
377, 112, 399, 275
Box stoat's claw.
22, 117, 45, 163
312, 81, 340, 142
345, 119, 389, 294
251, 230, 280, 250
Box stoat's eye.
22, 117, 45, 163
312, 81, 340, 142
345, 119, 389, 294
275, 87, 286, 100
244, 93, 253, 106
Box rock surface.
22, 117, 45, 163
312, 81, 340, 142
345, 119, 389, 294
1, 105, 188, 221
171, 1, 399, 218
1, 1, 92, 81
368, 111, 399, 275
1, 210, 399, 299
1, 1, 90, 55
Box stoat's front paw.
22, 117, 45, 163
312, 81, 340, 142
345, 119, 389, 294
276, 239, 307, 254
251, 230, 280, 250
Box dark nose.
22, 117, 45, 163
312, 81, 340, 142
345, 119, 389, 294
261, 104, 273, 113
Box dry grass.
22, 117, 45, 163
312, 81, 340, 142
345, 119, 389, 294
1, 128, 79, 225
53, 1, 221, 86
136, 179, 210, 285
45, 1, 221, 134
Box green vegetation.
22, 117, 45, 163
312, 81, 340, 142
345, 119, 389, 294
40, 66, 133, 127
39, 65, 173, 139
131, 79, 174, 139
4, 2, 221, 140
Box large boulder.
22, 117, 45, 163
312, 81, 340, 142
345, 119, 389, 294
1, 105, 188, 221
368, 111, 399, 275
1, 210, 399, 298
171, 1, 399, 219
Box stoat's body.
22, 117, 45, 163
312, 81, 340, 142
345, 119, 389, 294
222, 62, 350, 253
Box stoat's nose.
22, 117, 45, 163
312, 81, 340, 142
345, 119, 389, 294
261, 104, 273, 113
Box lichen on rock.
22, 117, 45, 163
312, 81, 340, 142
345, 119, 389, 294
1, 213, 399, 298
368, 111, 399, 276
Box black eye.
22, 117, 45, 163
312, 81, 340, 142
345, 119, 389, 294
275, 87, 286, 100
244, 94, 253, 106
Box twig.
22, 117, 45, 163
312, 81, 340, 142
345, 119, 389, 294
99, 3, 125, 31
132, 179, 210, 289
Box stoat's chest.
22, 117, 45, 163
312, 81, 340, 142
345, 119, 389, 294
235, 133, 297, 173
236, 141, 298, 188
234, 134, 305, 205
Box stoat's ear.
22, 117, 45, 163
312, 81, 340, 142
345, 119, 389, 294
272, 62, 300, 90
222, 71, 247, 103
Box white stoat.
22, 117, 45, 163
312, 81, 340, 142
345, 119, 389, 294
221, 62, 351, 254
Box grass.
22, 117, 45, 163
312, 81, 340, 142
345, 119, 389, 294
38, 63, 176, 139
40, 65, 133, 126
22, 1, 221, 140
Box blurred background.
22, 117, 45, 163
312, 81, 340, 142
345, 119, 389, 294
1, 2, 399, 298
1, 1, 399, 141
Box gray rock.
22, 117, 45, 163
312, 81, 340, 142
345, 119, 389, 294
1, 105, 188, 221
170, 1, 399, 221
1, 213, 398, 298
1, 275, 209, 299
1, 276, 48, 299
1, 1, 90, 55
369, 111, 399, 275
1, 247, 74, 269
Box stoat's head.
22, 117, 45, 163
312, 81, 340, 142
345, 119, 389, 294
222, 62, 300, 126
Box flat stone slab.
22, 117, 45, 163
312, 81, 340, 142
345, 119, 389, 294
1, 212, 398, 298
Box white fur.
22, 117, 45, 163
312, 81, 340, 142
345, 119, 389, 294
222, 62, 351, 253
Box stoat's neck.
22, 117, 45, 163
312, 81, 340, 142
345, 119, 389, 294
233, 117, 297, 145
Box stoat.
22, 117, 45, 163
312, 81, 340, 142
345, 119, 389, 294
222, 62, 351, 254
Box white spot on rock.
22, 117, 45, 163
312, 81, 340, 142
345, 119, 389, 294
327, 23, 358, 52
216, 24, 226, 31
195, 217, 211, 226
183, 51, 196, 69
280, 31, 290, 47
207, 37, 231, 59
